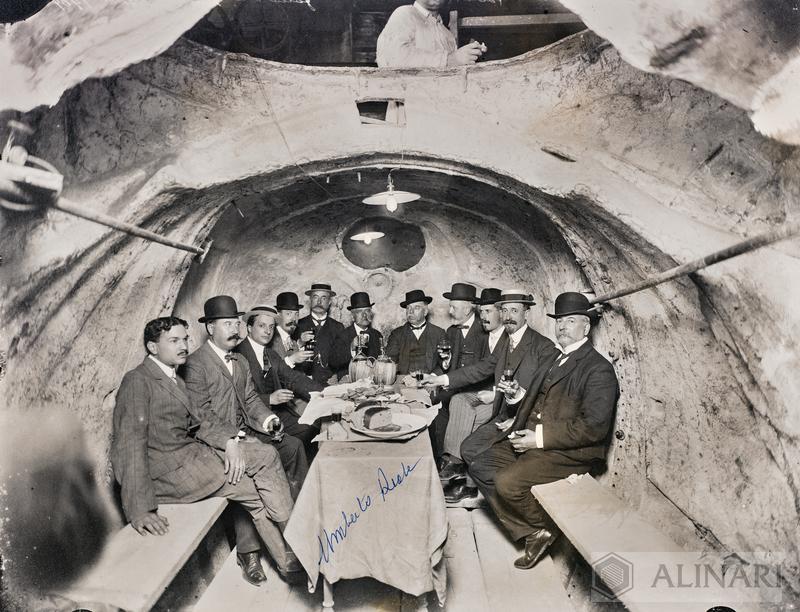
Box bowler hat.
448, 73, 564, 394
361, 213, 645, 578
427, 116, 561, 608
399, 289, 433, 308
245, 305, 278, 321
547, 292, 599, 320
274, 292, 301, 311
347, 292, 375, 310
475, 287, 502, 305
496, 288, 536, 306
198, 295, 245, 323
305, 283, 336, 297
443, 283, 477, 302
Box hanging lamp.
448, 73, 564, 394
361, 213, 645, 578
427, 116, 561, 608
362, 171, 420, 213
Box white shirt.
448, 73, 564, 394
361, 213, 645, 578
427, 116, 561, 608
207, 340, 233, 376
507, 325, 528, 352
148, 355, 177, 382
459, 314, 475, 338
487, 326, 505, 353
311, 314, 327, 327
275, 327, 297, 368
247, 336, 266, 370
555, 337, 588, 366
376, 2, 457, 68
411, 322, 427, 340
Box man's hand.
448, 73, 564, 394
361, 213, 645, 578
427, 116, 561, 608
269, 388, 294, 405
495, 417, 514, 431
132, 511, 169, 536
224, 438, 246, 484
508, 429, 537, 453
266, 416, 285, 442
422, 374, 447, 387
300, 331, 315, 344
401, 374, 418, 387
287, 348, 314, 364
476, 389, 496, 404
447, 41, 484, 66
497, 378, 519, 399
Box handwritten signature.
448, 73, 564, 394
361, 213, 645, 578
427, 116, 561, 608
318, 458, 421, 564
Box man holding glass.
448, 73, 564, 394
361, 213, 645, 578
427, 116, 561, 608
341, 291, 384, 364
386, 289, 446, 378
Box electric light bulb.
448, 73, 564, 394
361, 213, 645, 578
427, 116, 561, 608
364, 237, 372, 245
386, 194, 398, 212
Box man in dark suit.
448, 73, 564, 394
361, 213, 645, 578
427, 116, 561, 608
112, 317, 299, 587
268, 292, 314, 368
293, 283, 351, 385
235, 305, 322, 451
340, 291, 384, 368
442, 288, 558, 504
386, 289, 446, 376
463, 293, 618, 569
182, 296, 308, 585
425, 288, 506, 486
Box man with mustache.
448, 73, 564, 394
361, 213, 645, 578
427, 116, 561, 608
293, 283, 351, 385
182, 296, 307, 585
439, 288, 558, 504
268, 292, 314, 367
462, 293, 618, 570
112, 316, 298, 587
386, 289, 446, 377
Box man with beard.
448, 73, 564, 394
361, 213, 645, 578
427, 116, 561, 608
268, 292, 314, 368
112, 316, 299, 587
293, 283, 351, 385
235, 305, 322, 451
342, 291, 384, 359
441, 288, 558, 504
386, 289, 446, 376
463, 293, 617, 569
182, 296, 307, 585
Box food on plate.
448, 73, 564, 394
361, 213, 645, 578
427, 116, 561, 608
363, 406, 400, 432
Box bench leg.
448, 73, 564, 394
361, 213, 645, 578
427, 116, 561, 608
322, 576, 334, 608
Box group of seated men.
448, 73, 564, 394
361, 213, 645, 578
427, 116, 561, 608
111, 280, 618, 588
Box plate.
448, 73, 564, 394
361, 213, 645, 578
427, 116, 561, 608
350, 412, 428, 440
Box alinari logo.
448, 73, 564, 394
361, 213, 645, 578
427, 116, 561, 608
592, 552, 634, 600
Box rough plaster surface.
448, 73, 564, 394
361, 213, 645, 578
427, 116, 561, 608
1, 32, 799, 602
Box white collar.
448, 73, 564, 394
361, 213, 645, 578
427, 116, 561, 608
509, 325, 528, 346
207, 339, 231, 364
276, 326, 291, 340
558, 337, 588, 355
488, 325, 505, 341
247, 336, 266, 367
353, 323, 369, 334
148, 355, 176, 379
312, 314, 328, 323
460, 313, 475, 330
413, 1, 438, 19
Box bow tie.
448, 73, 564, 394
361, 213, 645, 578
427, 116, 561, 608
410, 324, 427, 331
224, 353, 235, 362
457, 324, 470, 330
312, 318, 326, 327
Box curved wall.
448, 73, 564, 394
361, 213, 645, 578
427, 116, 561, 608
1, 31, 798, 598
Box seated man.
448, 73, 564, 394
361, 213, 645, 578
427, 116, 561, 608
386, 289, 446, 377
268, 291, 315, 368
430, 288, 556, 504
235, 305, 322, 453
376, 0, 486, 68
461, 293, 618, 569
111, 317, 300, 587
342, 291, 384, 362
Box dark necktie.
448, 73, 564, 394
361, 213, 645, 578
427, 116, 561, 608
457, 324, 469, 330
410, 324, 426, 331
224, 353, 234, 362
262, 346, 272, 374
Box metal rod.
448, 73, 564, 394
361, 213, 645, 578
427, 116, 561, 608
590, 221, 800, 304
53, 197, 206, 256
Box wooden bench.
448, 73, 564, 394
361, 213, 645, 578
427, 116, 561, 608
532, 476, 763, 612
56, 497, 228, 611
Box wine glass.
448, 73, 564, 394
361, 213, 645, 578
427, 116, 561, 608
437, 338, 452, 360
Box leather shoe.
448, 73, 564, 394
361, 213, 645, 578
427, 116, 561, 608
514, 528, 558, 570
237, 552, 267, 586
444, 481, 478, 503
439, 460, 467, 484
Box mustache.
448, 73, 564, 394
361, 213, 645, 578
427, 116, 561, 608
177, 350, 188, 356
227, 334, 240, 341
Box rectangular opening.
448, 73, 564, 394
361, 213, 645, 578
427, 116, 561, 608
356, 99, 405, 126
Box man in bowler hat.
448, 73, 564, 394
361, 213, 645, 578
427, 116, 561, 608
269, 292, 315, 367
462, 292, 618, 569
339, 291, 384, 378
386, 289, 446, 376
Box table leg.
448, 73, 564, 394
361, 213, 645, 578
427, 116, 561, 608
322, 576, 334, 609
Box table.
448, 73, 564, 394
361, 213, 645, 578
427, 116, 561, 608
284, 421, 448, 608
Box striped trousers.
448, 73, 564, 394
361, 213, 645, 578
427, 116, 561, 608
443, 391, 494, 460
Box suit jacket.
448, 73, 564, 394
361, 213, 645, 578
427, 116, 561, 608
268, 328, 297, 360
181, 341, 274, 447
486, 327, 559, 419
234, 337, 324, 416
385, 321, 446, 374
444, 329, 509, 390
339, 325, 384, 378
443, 318, 488, 372
511, 340, 618, 462
293, 315, 351, 384
111, 358, 227, 522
